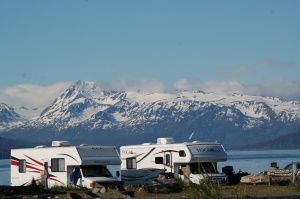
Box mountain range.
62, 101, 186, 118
1, 81, 300, 149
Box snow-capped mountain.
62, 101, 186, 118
0, 103, 24, 130
1, 81, 300, 149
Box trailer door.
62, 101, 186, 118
165, 152, 173, 173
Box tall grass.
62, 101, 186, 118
230, 184, 247, 199
183, 176, 222, 199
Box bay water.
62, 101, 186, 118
1, 149, 300, 185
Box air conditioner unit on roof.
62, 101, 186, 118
157, 137, 175, 144
52, 141, 70, 147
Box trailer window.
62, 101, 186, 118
179, 150, 186, 157
51, 158, 65, 172
81, 166, 113, 177
166, 154, 170, 165
155, 157, 163, 164
126, 158, 137, 169
19, 159, 26, 173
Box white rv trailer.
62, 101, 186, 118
120, 137, 228, 185
11, 141, 121, 189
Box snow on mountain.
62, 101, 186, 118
127, 90, 300, 121
0, 103, 24, 130
14, 106, 45, 120
0, 81, 300, 148
2, 81, 300, 130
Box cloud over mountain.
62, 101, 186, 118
1, 79, 300, 119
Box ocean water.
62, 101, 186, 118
1, 149, 300, 185
218, 149, 300, 174
0, 159, 10, 186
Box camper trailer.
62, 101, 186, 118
11, 141, 121, 189
120, 137, 228, 186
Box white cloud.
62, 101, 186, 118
173, 79, 300, 101
173, 79, 191, 90
95, 75, 130, 91
0, 82, 73, 109
96, 77, 165, 93
1, 78, 165, 111
173, 79, 249, 94
1, 79, 300, 118
134, 78, 165, 93
253, 81, 300, 101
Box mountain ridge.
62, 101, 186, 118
1, 81, 300, 149
243, 130, 300, 150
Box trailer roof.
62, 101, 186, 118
120, 141, 223, 148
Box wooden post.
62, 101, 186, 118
292, 162, 299, 184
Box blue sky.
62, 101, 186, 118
1, 1, 300, 100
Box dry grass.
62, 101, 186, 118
2, 183, 300, 199
220, 184, 300, 198
133, 183, 300, 199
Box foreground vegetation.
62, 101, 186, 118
1, 180, 300, 199
134, 178, 300, 199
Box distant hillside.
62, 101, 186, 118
243, 130, 300, 150
0, 137, 48, 159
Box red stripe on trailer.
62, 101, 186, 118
11, 159, 19, 166
24, 154, 44, 166
26, 164, 42, 171
49, 177, 65, 185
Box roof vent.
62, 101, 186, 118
52, 141, 70, 147
157, 137, 175, 144
142, 143, 153, 145
192, 141, 201, 143
35, 145, 46, 148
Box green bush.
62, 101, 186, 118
49, 185, 86, 193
